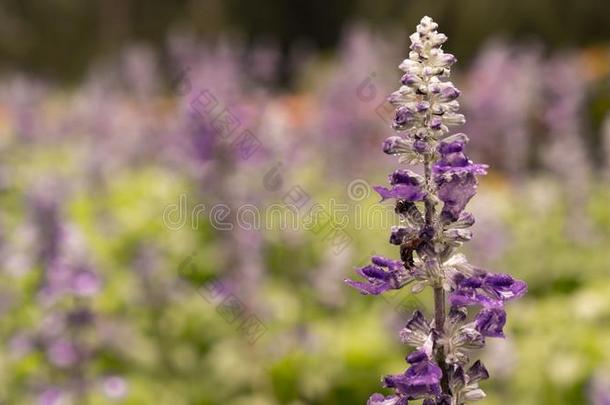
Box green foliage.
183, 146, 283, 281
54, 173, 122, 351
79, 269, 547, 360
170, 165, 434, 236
3, 142, 610, 404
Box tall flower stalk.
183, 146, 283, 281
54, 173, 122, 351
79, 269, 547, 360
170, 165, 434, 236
345, 17, 527, 404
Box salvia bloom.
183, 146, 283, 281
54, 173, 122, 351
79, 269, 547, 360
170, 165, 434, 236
345, 17, 527, 404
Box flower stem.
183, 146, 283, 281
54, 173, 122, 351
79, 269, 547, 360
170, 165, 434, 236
424, 155, 451, 396
424, 156, 434, 224
434, 286, 450, 394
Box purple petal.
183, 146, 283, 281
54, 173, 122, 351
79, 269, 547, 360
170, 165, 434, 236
401, 73, 421, 86
360, 265, 392, 281
383, 136, 410, 155
405, 310, 429, 333
453, 211, 475, 228
438, 139, 465, 155
413, 139, 427, 153
436, 173, 478, 221
475, 308, 507, 338
374, 185, 426, 202
440, 86, 460, 101
483, 273, 527, 301
389, 169, 422, 186
407, 350, 428, 364
429, 116, 442, 130
382, 350, 443, 398
449, 290, 500, 308
394, 106, 416, 128
344, 279, 390, 295
345, 256, 406, 296
461, 276, 484, 289
450, 366, 466, 390
467, 360, 490, 383
368, 393, 406, 405
371, 255, 402, 270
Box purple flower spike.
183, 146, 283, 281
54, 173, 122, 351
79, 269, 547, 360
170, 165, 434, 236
346, 16, 526, 403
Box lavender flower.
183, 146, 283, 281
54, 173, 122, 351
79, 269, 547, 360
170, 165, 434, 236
589, 371, 610, 405
381, 350, 443, 400
345, 256, 411, 295
315, 25, 401, 177
102, 376, 129, 399
374, 169, 427, 202
461, 42, 541, 178
345, 16, 527, 403
542, 54, 592, 241
9, 200, 126, 403
37, 388, 65, 405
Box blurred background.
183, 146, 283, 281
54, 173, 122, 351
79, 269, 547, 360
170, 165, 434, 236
0, 1, 609, 404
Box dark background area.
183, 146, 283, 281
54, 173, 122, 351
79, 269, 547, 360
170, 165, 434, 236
2, 0, 609, 84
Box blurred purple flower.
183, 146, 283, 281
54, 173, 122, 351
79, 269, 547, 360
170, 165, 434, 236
103, 376, 129, 399
38, 388, 65, 405
47, 339, 79, 368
